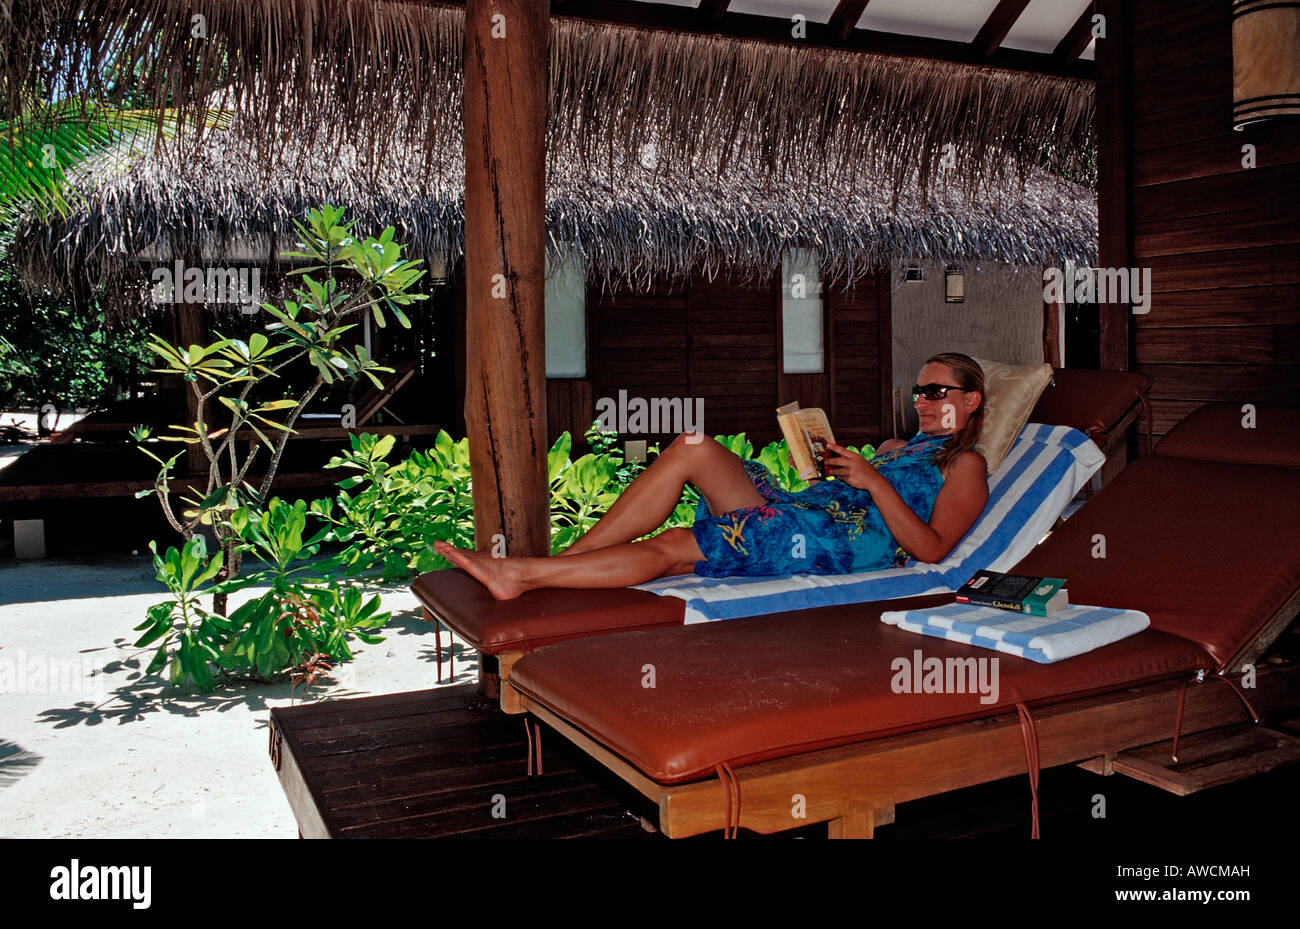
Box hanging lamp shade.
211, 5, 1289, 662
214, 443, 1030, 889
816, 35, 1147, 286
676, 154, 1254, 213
1233, 0, 1300, 129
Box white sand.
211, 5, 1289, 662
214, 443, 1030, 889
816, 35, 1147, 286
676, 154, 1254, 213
0, 554, 470, 837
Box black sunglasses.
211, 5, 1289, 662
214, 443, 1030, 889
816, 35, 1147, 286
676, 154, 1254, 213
911, 383, 968, 401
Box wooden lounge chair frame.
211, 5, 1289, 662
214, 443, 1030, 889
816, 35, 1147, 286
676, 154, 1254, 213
519, 653, 1300, 838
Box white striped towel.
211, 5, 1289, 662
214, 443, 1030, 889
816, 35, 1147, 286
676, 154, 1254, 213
636, 424, 1105, 623
879, 602, 1150, 664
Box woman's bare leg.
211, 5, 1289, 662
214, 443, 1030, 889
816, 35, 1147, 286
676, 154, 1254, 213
435, 528, 703, 600
559, 432, 766, 556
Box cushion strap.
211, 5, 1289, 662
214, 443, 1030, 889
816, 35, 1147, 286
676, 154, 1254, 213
523, 717, 545, 777
1016, 703, 1041, 839
715, 762, 742, 839
1172, 669, 1259, 763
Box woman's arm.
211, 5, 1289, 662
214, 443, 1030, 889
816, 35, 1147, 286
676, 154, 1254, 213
823, 444, 988, 563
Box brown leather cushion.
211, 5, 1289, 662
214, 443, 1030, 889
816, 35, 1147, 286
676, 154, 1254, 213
411, 569, 684, 654
1029, 368, 1152, 440
1154, 402, 1300, 468
1015, 455, 1300, 669
509, 596, 1210, 784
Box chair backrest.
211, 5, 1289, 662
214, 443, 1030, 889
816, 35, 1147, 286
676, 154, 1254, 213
1153, 402, 1300, 468
354, 360, 419, 425
931, 423, 1106, 586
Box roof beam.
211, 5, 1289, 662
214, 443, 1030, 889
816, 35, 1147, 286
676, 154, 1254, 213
971, 0, 1033, 57
541, 0, 1094, 80
827, 0, 872, 41
697, 0, 731, 25
1053, 4, 1096, 64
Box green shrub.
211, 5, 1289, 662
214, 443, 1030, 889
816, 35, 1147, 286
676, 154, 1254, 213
133, 499, 388, 692
313, 430, 475, 580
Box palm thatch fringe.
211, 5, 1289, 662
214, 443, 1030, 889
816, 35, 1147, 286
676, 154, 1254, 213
11, 113, 1097, 302
4, 1, 1094, 197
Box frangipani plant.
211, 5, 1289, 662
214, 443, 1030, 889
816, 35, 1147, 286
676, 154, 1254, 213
135, 206, 427, 612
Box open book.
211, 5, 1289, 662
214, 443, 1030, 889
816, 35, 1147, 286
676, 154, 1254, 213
776, 401, 836, 480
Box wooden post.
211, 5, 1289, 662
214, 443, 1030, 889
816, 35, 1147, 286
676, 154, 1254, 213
1095, 0, 1132, 371
176, 302, 206, 473
1043, 273, 1062, 367
463, 0, 551, 557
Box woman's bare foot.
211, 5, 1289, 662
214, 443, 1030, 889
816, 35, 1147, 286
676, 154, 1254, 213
433, 541, 529, 600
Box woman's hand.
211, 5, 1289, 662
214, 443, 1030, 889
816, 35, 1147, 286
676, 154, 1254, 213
823, 443, 883, 491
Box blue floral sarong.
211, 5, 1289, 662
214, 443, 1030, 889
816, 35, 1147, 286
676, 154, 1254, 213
691, 430, 952, 577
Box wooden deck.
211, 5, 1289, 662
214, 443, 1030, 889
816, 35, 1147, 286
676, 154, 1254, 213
269, 684, 658, 838
270, 680, 1300, 840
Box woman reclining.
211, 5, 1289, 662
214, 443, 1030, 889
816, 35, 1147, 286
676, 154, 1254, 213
436, 352, 989, 600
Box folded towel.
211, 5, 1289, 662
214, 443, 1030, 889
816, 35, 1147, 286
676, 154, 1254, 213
879, 602, 1150, 664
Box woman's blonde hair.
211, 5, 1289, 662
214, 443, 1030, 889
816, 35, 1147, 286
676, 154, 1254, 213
923, 352, 986, 474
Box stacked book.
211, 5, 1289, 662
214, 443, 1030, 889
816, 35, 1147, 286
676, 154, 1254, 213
955, 570, 1068, 616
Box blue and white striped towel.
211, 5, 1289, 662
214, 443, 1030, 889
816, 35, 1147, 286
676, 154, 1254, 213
879, 602, 1150, 664
636, 424, 1105, 623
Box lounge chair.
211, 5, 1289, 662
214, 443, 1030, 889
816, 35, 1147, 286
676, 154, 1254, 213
413, 367, 1149, 707
415, 422, 1102, 704
505, 402, 1300, 837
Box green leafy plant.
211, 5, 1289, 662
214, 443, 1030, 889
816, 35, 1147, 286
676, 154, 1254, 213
1, 99, 232, 222
132, 537, 230, 691
547, 431, 623, 553
0, 233, 152, 417
135, 206, 427, 612
314, 430, 476, 581
133, 499, 389, 692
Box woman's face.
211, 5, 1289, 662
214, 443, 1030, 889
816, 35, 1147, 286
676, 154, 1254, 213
914, 361, 980, 434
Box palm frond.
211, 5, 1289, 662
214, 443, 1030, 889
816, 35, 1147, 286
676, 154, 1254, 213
1, 101, 231, 220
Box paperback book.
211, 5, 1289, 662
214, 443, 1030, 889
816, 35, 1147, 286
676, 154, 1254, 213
955, 570, 1069, 616
775, 401, 836, 480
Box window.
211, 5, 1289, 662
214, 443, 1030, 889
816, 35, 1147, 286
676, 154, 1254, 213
781, 248, 824, 374
545, 246, 586, 378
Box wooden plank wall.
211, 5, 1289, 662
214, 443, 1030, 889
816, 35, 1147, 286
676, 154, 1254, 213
585, 281, 690, 446
687, 271, 779, 443
562, 270, 888, 449
826, 276, 889, 447
1130, 0, 1300, 439
546, 378, 594, 446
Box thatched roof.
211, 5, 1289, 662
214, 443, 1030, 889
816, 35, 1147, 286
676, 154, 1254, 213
8, 2, 1097, 295
11, 109, 1097, 296
6, 1, 1095, 195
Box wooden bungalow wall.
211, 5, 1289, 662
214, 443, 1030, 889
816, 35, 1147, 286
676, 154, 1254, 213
1129, 0, 1300, 441
453, 267, 891, 450
558, 270, 890, 450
